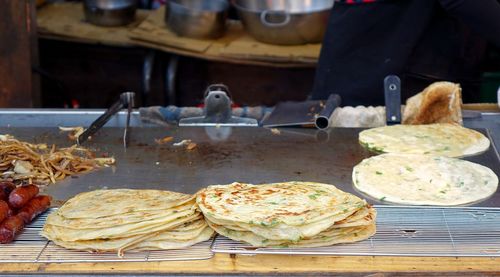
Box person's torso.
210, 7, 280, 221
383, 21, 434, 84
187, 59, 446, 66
312, 0, 487, 105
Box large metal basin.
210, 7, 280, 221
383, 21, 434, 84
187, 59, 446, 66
165, 0, 229, 39
233, 0, 334, 45
83, 0, 137, 27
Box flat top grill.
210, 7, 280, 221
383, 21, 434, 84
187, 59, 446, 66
0, 125, 498, 207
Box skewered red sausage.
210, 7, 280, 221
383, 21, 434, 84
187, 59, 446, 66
17, 195, 51, 224
8, 184, 39, 209
0, 182, 16, 196
0, 201, 9, 223
0, 215, 25, 243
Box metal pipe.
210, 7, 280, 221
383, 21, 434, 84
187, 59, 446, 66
166, 55, 179, 106
315, 94, 341, 130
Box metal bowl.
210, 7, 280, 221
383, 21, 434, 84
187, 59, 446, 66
232, 0, 334, 45
165, 0, 229, 39
83, 0, 137, 27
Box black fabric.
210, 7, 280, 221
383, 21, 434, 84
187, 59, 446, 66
311, 0, 500, 105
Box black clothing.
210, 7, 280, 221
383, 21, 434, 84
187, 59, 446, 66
311, 0, 500, 105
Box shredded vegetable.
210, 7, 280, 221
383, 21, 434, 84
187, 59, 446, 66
0, 134, 115, 185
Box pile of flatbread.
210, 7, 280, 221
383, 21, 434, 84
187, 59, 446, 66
355, 123, 498, 205
41, 189, 214, 256
197, 181, 376, 247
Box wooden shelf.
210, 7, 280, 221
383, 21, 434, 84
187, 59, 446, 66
36, 3, 319, 68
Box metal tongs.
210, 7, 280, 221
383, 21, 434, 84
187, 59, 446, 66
77, 92, 135, 148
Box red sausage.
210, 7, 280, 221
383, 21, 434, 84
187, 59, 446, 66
0, 182, 16, 196
0, 190, 6, 202
7, 206, 14, 217
0, 215, 25, 243
0, 201, 9, 223
8, 184, 39, 209
17, 195, 51, 224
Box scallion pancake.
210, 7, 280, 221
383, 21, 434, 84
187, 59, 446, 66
127, 226, 214, 252
203, 204, 374, 240
44, 220, 213, 255
58, 189, 195, 219
197, 182, 367, 241
43, 213, 201, 241
44, 232, 156, 255
46, 200, 196, 229
353, 153, 498, 205
207, 220, 375, 248
359, 123, 489, 157
41, 188, 214, 256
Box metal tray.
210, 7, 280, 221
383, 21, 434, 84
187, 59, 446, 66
211, 205, 500, 257
0, 209, 214, 263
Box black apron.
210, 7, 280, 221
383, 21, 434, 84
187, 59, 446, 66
311, 0, 488, 105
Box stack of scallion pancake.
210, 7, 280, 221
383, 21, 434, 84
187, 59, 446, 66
197, 182, 376, 247
41, 189, 214, 256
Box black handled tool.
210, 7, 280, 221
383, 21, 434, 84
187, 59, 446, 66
77, 92, 135, 147
384, 75, 402, 125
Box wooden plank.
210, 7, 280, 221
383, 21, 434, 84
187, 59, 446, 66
128, 7, 213, 53
130, 39, 315, 69
463, 103, 500, 112
36, 3, 318, 68
0, 254, 498, 274
36, 2, 148, 47
129, 6, 321, 64
0, 0, 40, 107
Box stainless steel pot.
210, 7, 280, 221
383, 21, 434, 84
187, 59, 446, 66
165, 0, 229, 39
232, 0, 334, 45
83, 0, 137, 27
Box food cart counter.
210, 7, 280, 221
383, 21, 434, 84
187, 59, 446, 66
0, 109, 499, 275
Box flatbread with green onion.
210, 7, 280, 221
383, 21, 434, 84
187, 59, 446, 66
359, 123, 489, 157
353, 153, 498, 205
197, 181, 376, 247
197, 182, 368, 241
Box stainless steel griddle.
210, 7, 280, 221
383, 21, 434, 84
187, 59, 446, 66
1, 109, 499, 207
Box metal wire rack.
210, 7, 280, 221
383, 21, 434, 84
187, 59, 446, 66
0, 209, 214, 263
211, 205, 500, 257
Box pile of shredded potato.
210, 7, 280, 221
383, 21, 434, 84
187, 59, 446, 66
0, 134, 115, 185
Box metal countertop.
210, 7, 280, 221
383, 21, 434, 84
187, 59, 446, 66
0, 109, 499, 207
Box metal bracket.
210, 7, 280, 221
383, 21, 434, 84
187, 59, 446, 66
165, 55, 179, 106
179, 84, 258, 127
